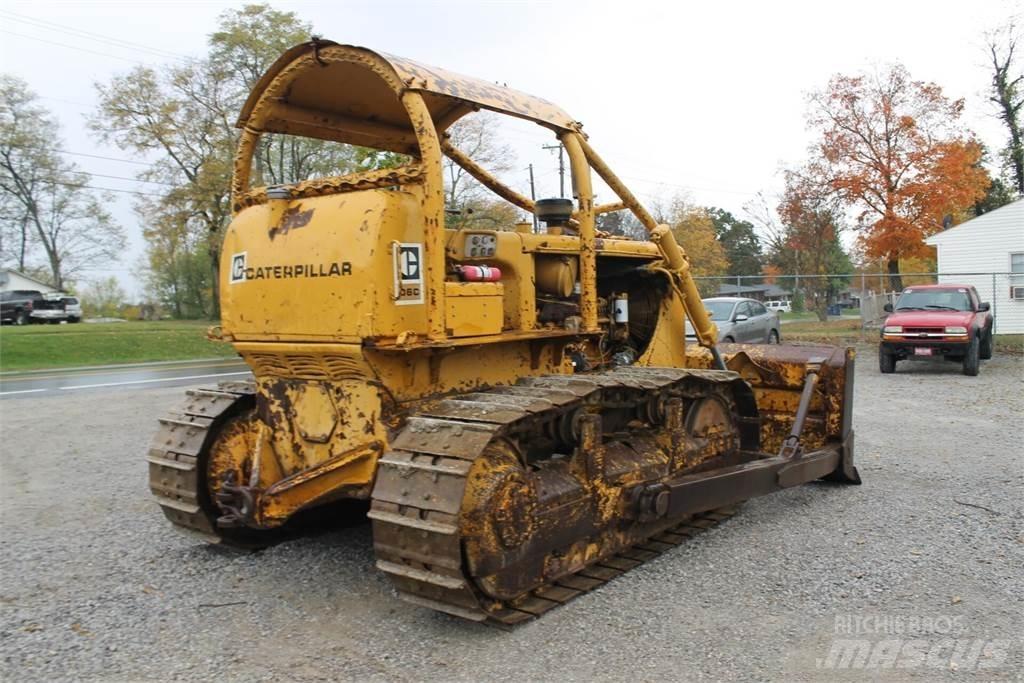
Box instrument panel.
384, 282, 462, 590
463, 232, 497, 258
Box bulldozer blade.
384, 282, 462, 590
664, 444, 849, 519
687, 343, 861, 486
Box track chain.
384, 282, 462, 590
146, 381, 255, 541
369, 366, 746, 625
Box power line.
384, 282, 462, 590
6, 143, 152, 167
0, 9, 190, 61
34, 177, 164, 197
79, 171, 176, 186
6, 148, 175, 187
36, 95, 95, 110
54, 149, 151, 167
0, 30, 154, 65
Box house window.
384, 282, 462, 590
1011, 253, 1024, 300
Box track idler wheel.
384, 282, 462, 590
202, 410, 282, 547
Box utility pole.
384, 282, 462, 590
542, 143, 565, 198
527, 164, 538, 232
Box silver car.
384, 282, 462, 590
30, 293, 83, 323
61, 295, 83, 323
686, 297, 781, 344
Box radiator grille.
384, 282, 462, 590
245, 352, 370, 380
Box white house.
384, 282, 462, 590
925, 199, 1024, 334
0, 269, 56, 294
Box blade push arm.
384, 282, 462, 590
575, 136, 723, 365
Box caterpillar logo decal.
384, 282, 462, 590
229, 252, 352, 284
394, 243, 424, 305
230, 252, 248, 283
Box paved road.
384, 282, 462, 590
0, 358, 252, 399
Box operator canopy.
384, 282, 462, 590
236, 40, 576, 154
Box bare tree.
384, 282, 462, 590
987, 22, 1024, 195
442, 112, 518, 228
0, 75, 124, 289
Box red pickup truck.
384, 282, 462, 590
879, 284, 993, 376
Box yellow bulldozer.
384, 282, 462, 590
148, 40, 860, 624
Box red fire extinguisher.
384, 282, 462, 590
456, 265, 502, 282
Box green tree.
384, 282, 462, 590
706, 207, 763, 278
973, 177, 1017, 216
92, 59, 235, 317
80, 276, 128, 318
141, 202, 214, 318
0, 75, 124, 290
210, 4, 352, 187
91, 4, 367, 318
209, 4, 310, 91
790, 289, 805, 314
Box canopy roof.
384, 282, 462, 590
236, 41, 576, 153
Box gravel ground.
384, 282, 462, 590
1, 347, 1022, 682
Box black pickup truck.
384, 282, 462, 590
0, 290, 69, 325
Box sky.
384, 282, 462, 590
0, 0, 1020, 297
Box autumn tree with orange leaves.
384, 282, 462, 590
802, 64, 990, 290
755, 178, 853, 321
663, 198, 728, 296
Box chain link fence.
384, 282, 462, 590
692, 272, 1023, 335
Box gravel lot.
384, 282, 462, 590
2, 347, 1022, 682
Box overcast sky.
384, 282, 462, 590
0, 0, 1019, 296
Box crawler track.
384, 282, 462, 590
147, 369, 755, 624
146, 382, 256, 541
369, 366, 755, 624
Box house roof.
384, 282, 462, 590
0, 269, 54, 290
925, 199, 1024, 245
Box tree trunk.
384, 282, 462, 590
208, 238, 221, 320
26, 194, 63, 290
33, 216, 62, 290
172, 281, 182, 319
1009, 127, 1024, 196
18, 214, 28, 271
1000, 87, 1024, 193
887, 257, 903, 292
991, 40, 1024, 194
810, 289, 829, 322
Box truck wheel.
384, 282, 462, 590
979, 330, 993, 360
15, 311, 28, 326
768, 330, 779, 344
962, 335, 980, 376
879, 349, 896, 374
